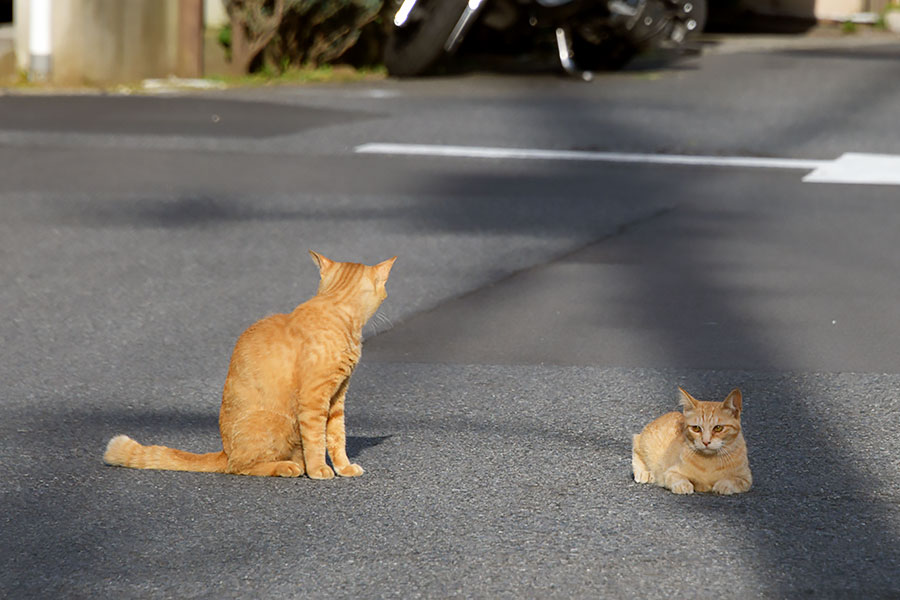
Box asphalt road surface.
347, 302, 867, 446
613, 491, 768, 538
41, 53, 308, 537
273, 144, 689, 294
2, 37, 900, 599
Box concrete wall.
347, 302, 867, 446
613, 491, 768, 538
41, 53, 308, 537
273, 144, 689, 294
15, 0, 178, 85
81, 0, 178, 85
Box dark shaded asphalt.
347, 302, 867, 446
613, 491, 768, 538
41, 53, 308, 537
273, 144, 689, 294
0, 95, 371, 137
367, 168, 900, 373
2, 40, 900, 599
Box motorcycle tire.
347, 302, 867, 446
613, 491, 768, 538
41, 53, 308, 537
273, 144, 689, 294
384, 0, 470, 77
571, 32, 638, 72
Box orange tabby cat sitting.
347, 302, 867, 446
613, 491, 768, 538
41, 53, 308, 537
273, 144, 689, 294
632, 387, 752, 495
104, 251, 396, 479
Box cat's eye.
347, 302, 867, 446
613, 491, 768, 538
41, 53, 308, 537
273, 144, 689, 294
689, 425, 702, 433
713, 425, 724, 433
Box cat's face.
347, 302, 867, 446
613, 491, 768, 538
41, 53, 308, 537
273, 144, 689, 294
679, 388, 743, 454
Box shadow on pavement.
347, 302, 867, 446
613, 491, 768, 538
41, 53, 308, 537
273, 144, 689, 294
569, 201, 900, 595
0, 96, 375, 138
347, 434, 394, 459
360, 167, 900, 593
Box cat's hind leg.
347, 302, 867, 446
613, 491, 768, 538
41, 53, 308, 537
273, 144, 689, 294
224, 409, 302, 477
632, 434, 653, 484
289, 445, 307, 476
238, 460, 304, 477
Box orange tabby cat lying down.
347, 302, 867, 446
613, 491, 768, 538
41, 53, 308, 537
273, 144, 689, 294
632, 388, 752, 495
104, 251, 396, 479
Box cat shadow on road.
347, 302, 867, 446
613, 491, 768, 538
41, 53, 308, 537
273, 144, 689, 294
346, 435, 393, 460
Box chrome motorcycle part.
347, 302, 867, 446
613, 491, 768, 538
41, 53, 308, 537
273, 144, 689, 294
445, 0, 489, 53
393, 0, 419, 27
555, 27, 593, 81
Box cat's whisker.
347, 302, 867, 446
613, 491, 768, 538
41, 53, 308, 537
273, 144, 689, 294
371, 311, 393, 334
365, 321, 379, 337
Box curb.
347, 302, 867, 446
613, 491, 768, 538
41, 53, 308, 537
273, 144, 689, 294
699, 29, 900, 55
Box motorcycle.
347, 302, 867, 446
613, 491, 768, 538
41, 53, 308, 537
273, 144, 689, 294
384, 0, 707, 78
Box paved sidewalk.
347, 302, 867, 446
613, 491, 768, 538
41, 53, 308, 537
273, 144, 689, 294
700, 24, 900, 54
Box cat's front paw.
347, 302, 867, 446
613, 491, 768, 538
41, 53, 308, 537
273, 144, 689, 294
633, 466, 652, 484
335, 463, 364, 477
307, 465, 335, 480
713, 478, 749, 495
670, 479, 694, 495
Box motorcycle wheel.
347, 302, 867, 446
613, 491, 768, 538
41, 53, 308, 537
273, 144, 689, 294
682, 0, 707, 37
571, 31, 638, 72
571, 0, 708, 72
384, 0, 471, 77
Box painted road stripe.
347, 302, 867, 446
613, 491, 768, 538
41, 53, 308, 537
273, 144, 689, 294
354, 143, 900, 186
802, 152, 900, 185
355, 143, 826, 170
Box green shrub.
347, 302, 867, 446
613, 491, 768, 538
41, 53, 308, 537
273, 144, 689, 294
224, 0, 390, 74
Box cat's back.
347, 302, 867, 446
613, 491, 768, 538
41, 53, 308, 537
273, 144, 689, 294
640, 411, 683, 441
634, 411, 683, 465
235, 311, 293, 346
228, 297, 357, 372
227, 312, 297, 375
237, 299, 341, 346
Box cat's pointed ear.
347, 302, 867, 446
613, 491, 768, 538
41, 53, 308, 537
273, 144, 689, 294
678, 387, 701, 412
309, 250, 334, 272
722, 388, 742, 416
374, 256, 397, 283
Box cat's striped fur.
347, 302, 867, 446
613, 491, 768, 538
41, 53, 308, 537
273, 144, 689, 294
632, 388, 752, 495
104, 251, 396, 479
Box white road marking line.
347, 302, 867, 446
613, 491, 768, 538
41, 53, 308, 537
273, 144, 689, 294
355, 143, 826, 170
802, 152, 900, 185
354, 143, 900, 186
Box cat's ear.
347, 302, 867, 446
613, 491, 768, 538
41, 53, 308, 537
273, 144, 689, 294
309, 250, 334, 272
722, 388, 743, 416
678, 387, 701, 412
374, 256, 397, 283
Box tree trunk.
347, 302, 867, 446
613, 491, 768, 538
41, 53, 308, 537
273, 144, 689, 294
226, 0, 285, 75
177, 0, 204, 78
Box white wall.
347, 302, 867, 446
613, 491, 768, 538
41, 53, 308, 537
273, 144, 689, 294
205, 0, 228, 29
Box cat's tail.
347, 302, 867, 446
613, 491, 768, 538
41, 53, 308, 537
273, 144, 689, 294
103, 434, 228, 473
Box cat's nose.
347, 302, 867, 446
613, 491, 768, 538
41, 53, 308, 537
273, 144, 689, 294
703, 440, 710, 446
